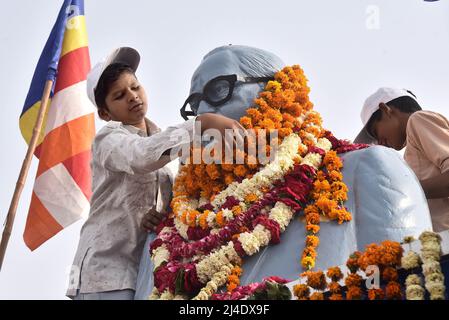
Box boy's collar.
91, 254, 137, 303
121, 118, 161, 137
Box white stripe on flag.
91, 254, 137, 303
34, 163, 90, 227
45, 80, 95, 135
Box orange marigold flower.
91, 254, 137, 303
327, 267, 344, 282
380, 241, 403, 267
278, 127, 293, 138
232, 205, 242, 215
304, 204, 319, 215
329, 170, 343, 182
282, 113, 295, 123
205, 164, 220, 180
367, 288, 385, 300
305, 212, 320, 225
233, 165, 248, 177
313, 179, 331, 193
286, 103, 302, 117
188, 210, 200, 227
302, 246, 318, 259
266, 108, 283, 122
298, 144, 308, 155
382, 267, 399, 282
329, 294, 343, 301
323, 151, 343, 170
332, 190, 348, 202
244, 193, 258, 203
306, 224, 320, 234
328, 281, 342, 294
227, 282, 238, 292
255, 97, 271, 112
181, 211, 188, 224
346, 286, 363, 300
258, 118, 276, 130
246, 108, 263, 122
345, 273, 362, 288
316, 196, 337, 213
240, 116, 253, 129
316, 170, 327, 181
385, 281, 402, 300
306, 235, 320, 248
329, 208, 352, 224
265, 80, 282, 93
221, 163, 235, 172
293, 284, 310, 299
301, 255, 316, 270
231, 266, 243, 277
224, 173, 235, 185
309, 292, 324, 300
194, 164, 205, 177
199, 211, 210, 229
304, 270, 327, 291
216, 211, 225, 227
227, 275, 240, 284
331, 181, 348, 193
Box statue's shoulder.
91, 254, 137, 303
341, 145, 405, 171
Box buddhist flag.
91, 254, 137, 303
19, 0, 95, 250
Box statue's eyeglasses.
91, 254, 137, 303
180, 74, 274, 120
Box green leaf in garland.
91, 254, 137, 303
175, 269, 185, 296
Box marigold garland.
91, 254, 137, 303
226, 265, 243, 293
293, 283, 310, 300
150, 65, 368, 300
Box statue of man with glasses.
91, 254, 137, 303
135, 45, 432, 299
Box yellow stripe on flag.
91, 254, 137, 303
61, 15, 88, 57
19, 100, 51, 146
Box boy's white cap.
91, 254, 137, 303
354, 87, 417, 144
86, 47, 140, 107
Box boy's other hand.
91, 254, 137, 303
141, 207, 166, 232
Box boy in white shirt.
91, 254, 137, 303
67, 47, 244, 300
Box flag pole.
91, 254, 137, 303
0, 79, 53, 271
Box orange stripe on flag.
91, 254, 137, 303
36, 113, 95, 177
54, 46, 90, 94
63, 150, 93, 200
23, 192, 63, 251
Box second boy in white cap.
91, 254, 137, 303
355, 87, 449, 232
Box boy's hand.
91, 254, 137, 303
141, 207, 166, 232
196, 113, 245, 135
196, 113, 247, 153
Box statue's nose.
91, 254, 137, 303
196, 101, 217, 115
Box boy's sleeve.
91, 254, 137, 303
407, 111, 449, 173
97, 119, 197, 174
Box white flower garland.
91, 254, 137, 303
419, 231, 446, 300
211, 133, 304, 210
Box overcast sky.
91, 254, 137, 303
0, 0, 448, 299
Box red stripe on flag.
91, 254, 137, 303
36, 113, 95, 178
23, 192, 63, 251
35, 143, 42, 158
63, 150, 93, 201
54, 46, 90, 94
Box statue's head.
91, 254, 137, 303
180, 45, 285, 121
